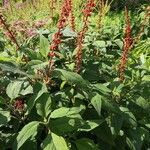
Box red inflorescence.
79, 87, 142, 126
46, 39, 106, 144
68, 0, 75, 31
75, 0, 95, 73
119, 7, 133, 81
49, 0, 71, 58
14, 99, 24, 111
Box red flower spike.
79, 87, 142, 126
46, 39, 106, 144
75, 0, 95, 73
119, 7, 133, 81
49, 0, 71, 53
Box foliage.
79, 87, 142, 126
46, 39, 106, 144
0, 0, 150, 150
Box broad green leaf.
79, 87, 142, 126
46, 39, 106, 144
91, 93, 102, 116
14, 121, 40, 150
93, 123, 114, 145
0, 52, 21, 63
36, 93, 52, 118
0, 109, 10, 125
42, 134, 56, 150
145, 124, 150, 129
114, 39, 123, 49
0, 56, 12, 61
51, 117, 85, 133
78, 120, 104, 132
61, 27, 77, 38
0, 62, 26, 75
26, 82, 48, 114
75, 138, 99, 150
19, 82, 33, 96
6, 81, 22, 100
102, 97, 120, 113
120, 107, 137, 127
6, 81, 33, 100
93, 40, 106, 48
26, 60, 43, 68
18, 140, 37, 150
109, 115, 123, 135
39, 35, 49, 58
31, 62, 49, 70
136, 97, 150, 115
51, 133, 69, 150
142, 75, 150, 81
50, 106, 85, 119
127, 127, 148, 150
93, 83, 111, 94
53, 69, 88, 88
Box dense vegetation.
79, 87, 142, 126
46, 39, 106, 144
0, 0, 150, 150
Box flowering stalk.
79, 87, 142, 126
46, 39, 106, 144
49, 0, 71, 55
68, 0, 75, 31
75, 0, 95, 73
97, 0, 111, 30
47, 0, 72, 83
124, 6, 150, 52
0, 14, 20, 49
119, 7, 133, 81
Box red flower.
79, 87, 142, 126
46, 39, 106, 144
119, 7, 133, 81
49, 0, 75, 64
75, 0, 95, 73
14, 99, 24, 111
48, 51, 55, 57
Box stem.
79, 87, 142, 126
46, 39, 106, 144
0, 14, 20, 49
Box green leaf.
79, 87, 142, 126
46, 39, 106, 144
6, 81, 22, 100
114, 39, 123, 49
14, 121, 40, 150
50, 106, 85, 119
19, 82, 33, 96
142, 75, 150, 81
127, 127, 147, 150
36, 93, 52, 118
120, 107, 137, 127
53, 69, 88, 88
0, 62, 26, 75
42, 134, 56, 150
61, 27, 77, 38
136, 96, 150, 114
93, 83, 111, 94
0, 109, 10, 126
31, 62, 49, 70
51, 132, 69, 150
91, 93, 102, 116
39, 35, 49, 58
93, 123, 114, 145
51, 117, 85, 133
75, 138, 99, 150
93, 40, 106, 48
6, 81, 33, 100
26, 82, 48, 114
0, 96, 5, 104
26, 60, 43, 68
78, 120, 104, 132
109, 115, 123, 135
102, 97, 120, 113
